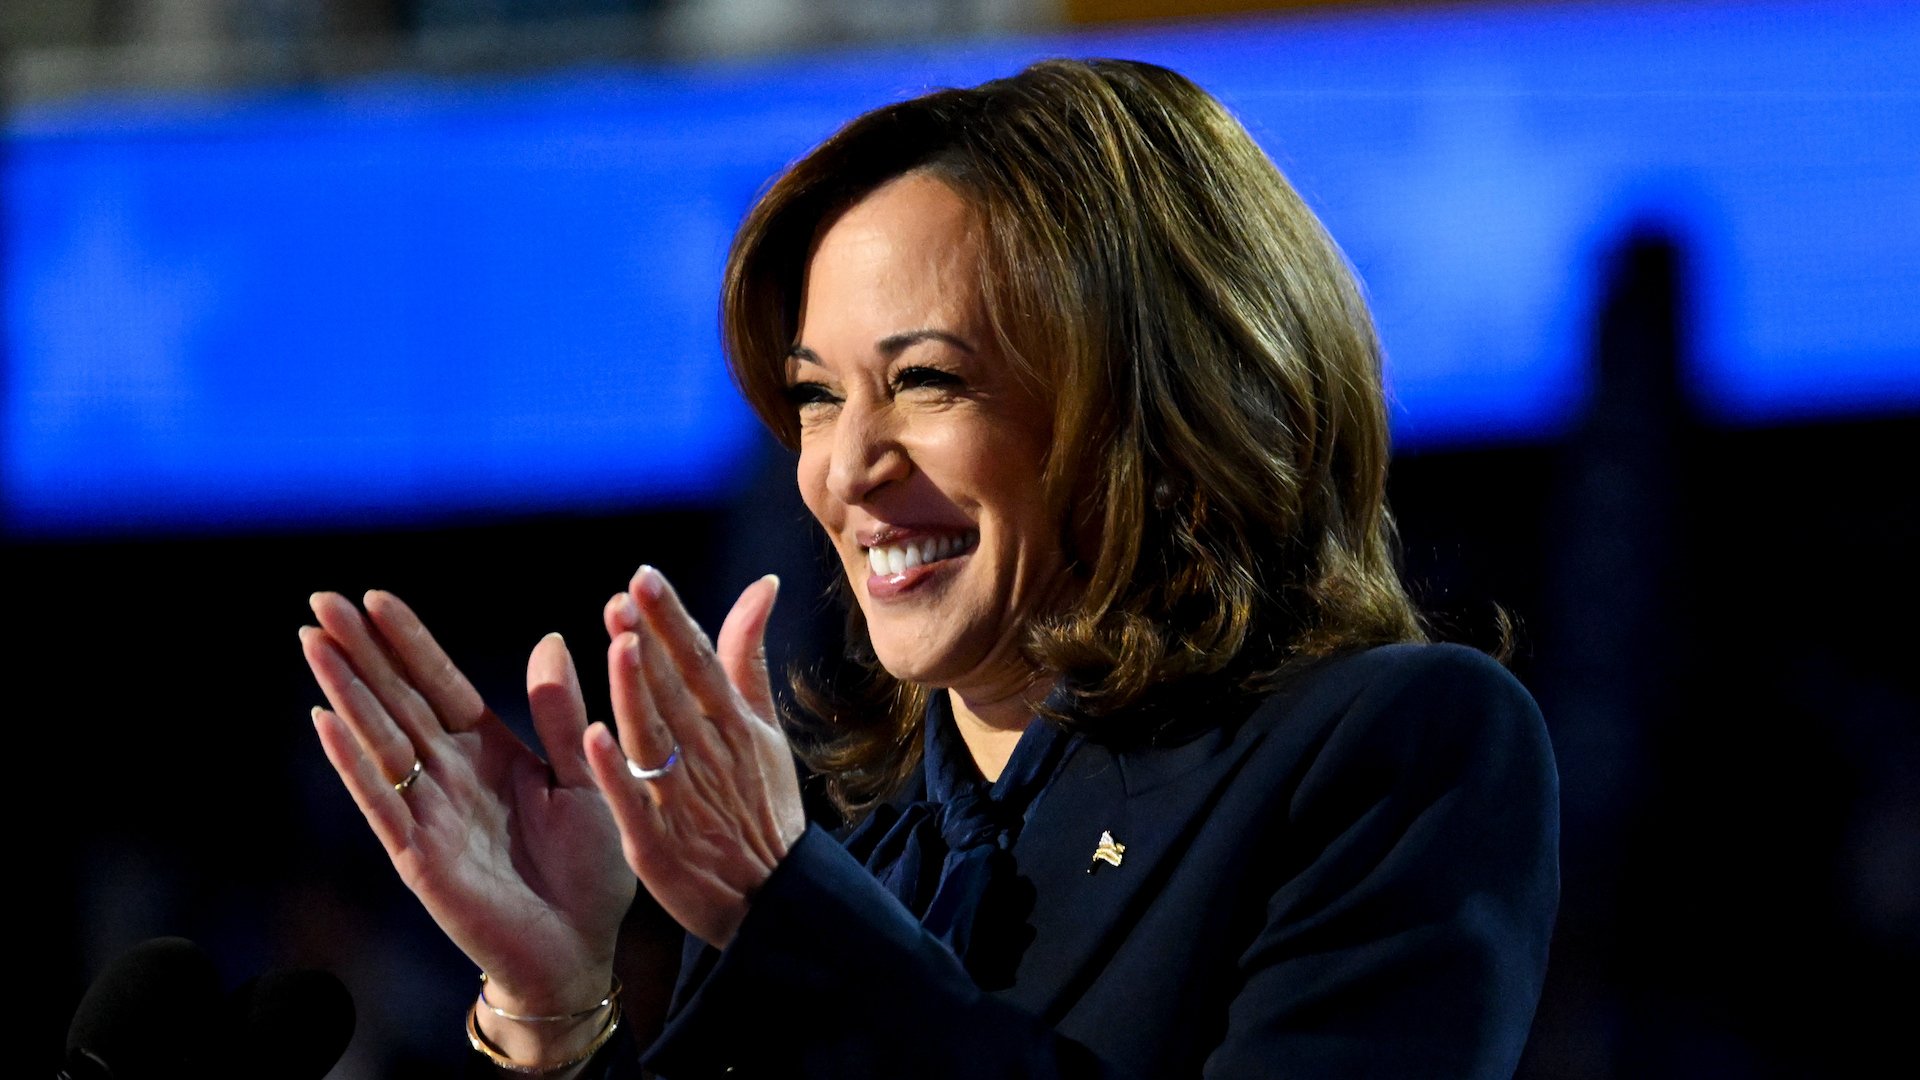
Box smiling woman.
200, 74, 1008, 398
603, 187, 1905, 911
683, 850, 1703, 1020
787, 172, 1069, 780
300, 58, 1557, 1080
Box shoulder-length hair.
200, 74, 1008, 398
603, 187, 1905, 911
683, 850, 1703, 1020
723, 58, 1425, 815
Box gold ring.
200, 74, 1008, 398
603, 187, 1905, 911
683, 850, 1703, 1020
394, 758, 424, 793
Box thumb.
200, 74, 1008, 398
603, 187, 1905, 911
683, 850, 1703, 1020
714, 574, 780, 724
526, 632, 594, 789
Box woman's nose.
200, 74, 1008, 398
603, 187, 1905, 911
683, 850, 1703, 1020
826, 399, 909, 505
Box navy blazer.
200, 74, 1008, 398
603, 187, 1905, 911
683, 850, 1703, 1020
630, 643, 1558, 1078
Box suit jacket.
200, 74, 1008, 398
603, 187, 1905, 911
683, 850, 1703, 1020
638, 643, 1559, 1079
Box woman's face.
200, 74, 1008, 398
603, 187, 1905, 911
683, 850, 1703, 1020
789, 172, 1066, 705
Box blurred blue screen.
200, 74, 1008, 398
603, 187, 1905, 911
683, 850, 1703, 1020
6, 0, 1916, 533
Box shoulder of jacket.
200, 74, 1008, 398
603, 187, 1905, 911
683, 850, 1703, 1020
1305, 640, 1516, 690
1236, 642, 1541, 756
1277, 640, 1524, 706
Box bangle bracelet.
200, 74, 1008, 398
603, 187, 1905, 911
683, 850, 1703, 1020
479, 972, 622, 1023
467, 996, 620, 1075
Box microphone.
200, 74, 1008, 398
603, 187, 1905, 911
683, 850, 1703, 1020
63, 938, 356, 1080
221, 968, 356, 1080
62, 937, 221, 1080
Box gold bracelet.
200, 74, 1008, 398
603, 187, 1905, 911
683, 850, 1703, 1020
479, 972, 623, 1023
466, 997, 621, 1075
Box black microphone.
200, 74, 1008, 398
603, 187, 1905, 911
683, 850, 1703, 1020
62, 937, 221, 1080
219, 968, 356, 1080
64, 939, 357, 1080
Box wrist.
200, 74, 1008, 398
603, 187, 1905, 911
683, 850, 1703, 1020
469, 1000, 618, 1077
480, 969, 617, 1020
470, 971, 621, 1073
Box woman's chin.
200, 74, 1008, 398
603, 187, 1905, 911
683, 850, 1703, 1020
865, 624, 1005, 692
866, 639, 959, 688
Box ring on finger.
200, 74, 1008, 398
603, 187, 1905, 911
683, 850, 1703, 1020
393, 757, 424, 793
627, 743, 681, 782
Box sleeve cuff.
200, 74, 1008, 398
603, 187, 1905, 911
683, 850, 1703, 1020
641, 823, 981, 1078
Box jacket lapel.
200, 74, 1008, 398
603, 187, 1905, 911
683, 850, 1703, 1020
1001, 720, 1259, 1020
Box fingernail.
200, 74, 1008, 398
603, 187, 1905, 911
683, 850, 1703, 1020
616, 593, 640, 623
634, 565, 664, 600
622, 635, 641, 667
761, 573, 781, 593
586, 721, 618, 754
310, 705, 326, 724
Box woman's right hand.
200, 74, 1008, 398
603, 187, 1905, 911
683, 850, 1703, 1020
299, 591, 636, 1059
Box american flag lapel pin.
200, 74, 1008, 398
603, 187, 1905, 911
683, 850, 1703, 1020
1088, 830, 1126, 874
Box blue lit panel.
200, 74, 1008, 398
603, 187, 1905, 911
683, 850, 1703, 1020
6, 1, 1917, 534
5, 81, 793, 531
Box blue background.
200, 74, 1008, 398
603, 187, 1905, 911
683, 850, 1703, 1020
6, 0, 1916, 533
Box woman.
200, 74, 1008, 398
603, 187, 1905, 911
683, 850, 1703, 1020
301, 59, 1557, 1078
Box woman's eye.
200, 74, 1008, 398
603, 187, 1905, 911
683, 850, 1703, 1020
893, 366, 962, 392
782, 382, 839, 410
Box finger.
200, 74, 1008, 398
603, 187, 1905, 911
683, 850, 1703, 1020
628, 570, 757, 811
628, 566, 741, 723
310, 592, 446, 748
581, 721, 668, 869
312, 705, 414, 858
527, 633, 594, 790
607, 632, 682, 800
583, 721, 751, 948
603, 590, 641, 642
302, 625, 422, 786
637, 625, 748, 824
714, 575, 780, 726
362, 590, 490, 734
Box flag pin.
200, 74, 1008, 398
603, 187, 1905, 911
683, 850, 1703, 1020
1088, 830, 1126, 874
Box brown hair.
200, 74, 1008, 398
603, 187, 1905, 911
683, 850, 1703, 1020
723, 58, 1425, 815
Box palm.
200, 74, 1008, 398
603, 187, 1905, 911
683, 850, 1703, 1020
399, 724, 630, 981
302, 592, 636, 1007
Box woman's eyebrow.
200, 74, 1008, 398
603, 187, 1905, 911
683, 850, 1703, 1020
877, 329, 976, 357
787, 330, 975, 367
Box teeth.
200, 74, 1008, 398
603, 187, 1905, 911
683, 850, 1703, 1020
864, 531, 977, 577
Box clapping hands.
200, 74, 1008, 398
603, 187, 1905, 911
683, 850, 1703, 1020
299, 566, 804, 1035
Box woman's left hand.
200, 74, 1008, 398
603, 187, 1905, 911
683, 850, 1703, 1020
583, 566, 807, 948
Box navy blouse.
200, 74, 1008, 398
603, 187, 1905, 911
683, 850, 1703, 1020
840, 692, 1080, 976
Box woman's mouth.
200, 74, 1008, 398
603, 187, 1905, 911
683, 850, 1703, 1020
863, 529, 979, 598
